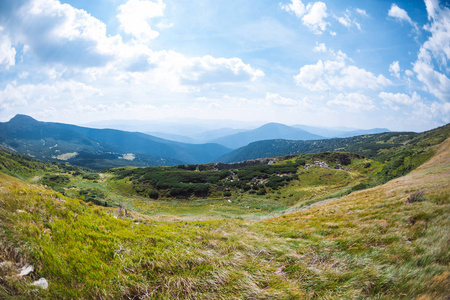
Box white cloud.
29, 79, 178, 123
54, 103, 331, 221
422, 0, 450, 70
379, 91, 421, 110
9, 0, 117, 67
266, 92, 297, 106
303, 2, 329, 34
280, 0, 306, 18
327, 93, 376, 112
0, 0, 264, 92
294, 60, 329, 91
313, 42, 327, 52
265, 92, 312, 107
337, 16, 350, 27
388, 3, 418, 31
295, 51, 391, 91
0, 29, 15, 70
414, 59, 450, 101
333, 66, 391, 90
0, 80, 101, 111
179, 55, 264, 85
389, 61, 401, 78
413, 0, 450, 102
356, 8, 368, 17
280, 0, 329, 34
117, 0, 166, 42
335, 10, 361, 30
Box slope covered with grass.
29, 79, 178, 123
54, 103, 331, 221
0, 136, 448, 298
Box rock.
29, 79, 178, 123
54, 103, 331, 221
32, 278, 48, 289
227, 199, 232, 203
0, 261, 14, 271
19, 265, 34, 276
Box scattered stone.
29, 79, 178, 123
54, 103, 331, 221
32, 278, 48, 289
313, 161, 329, 168
19, 265, 34, 276
0, 261, 14, 271
227, 199, 232, 203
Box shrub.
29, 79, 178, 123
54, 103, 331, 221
82, 173, 100, 180
352, 183, 368, 192
406, 190, 425, 203
148, 190, 159, 199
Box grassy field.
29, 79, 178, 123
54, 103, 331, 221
0, 138, 448, 299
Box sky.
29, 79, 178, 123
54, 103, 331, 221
0, 0, 449, 132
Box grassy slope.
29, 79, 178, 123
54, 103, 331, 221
0, 138, 449, 299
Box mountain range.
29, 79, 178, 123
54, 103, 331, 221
0, 114, 395, 170
0, 115, 230, 170
87, 119, 391, 147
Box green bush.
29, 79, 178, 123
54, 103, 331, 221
148, 190, 159, 199
41, 174, 70, 188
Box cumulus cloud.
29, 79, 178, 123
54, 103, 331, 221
313, 42, 327, 52
388, 3, 419, 31
294, 51, 391, 91
0, 28, 15, 69
0, 0, 265, 91
179, 55, 264, 85
0, 0, 116, 67
280, 0, 306, 18
327, 93, 376, 112
413, 0, 450, 102
118, 0, 166, 42
280, 0, 329, 34
379, 91, 421, 110
303, 2, 329, 33
389, 61, 401, 78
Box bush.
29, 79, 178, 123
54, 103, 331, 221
148, 190, 159, 199
256, 189, 266, 195
406, 191, 425, 203
82, 173, 100, 180
351, 183, 368, 192
223, 191, 232, 197
41, 175, 70, 188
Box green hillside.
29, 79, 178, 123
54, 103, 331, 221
0, 136, 448, 299
219, 123, 450, 165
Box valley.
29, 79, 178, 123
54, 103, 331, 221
0, 121, 448, 299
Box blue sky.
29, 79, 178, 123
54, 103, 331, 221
0, 0, 448, 131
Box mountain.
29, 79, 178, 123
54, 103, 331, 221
219, 123, 450, 163
145, 128, 248, 144
209, 123, 324, 149
193, 127, 248, 142
84, 118, 260, 137
144, 132, 198, 144
0, 115, 231, 170
292, 124, 391, 138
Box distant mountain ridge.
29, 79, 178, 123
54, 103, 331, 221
0, 115, 231, 170
292, 124, 391, 138
218, 123, 449, 163
85, 119, 392, 147
209, 123, 324, 149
